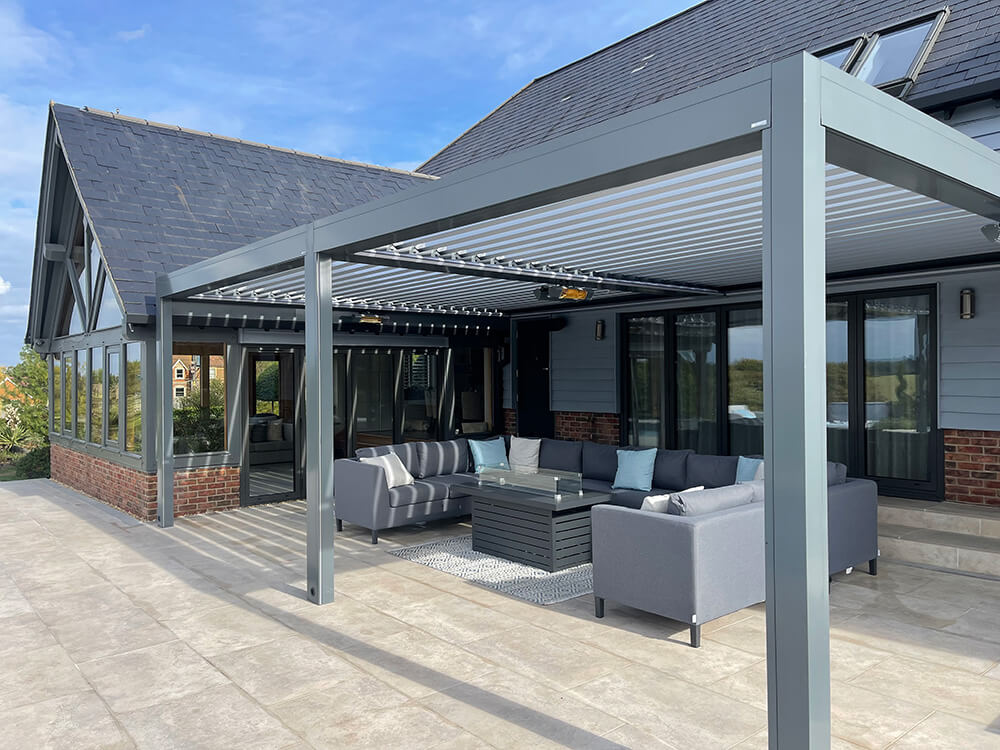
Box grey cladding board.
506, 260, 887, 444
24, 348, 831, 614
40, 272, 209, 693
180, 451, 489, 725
51, 104, 432, 318
421, 0, 1000, 176
548, 311, 617, 413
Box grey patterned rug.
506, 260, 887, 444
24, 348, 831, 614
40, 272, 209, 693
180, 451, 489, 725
387, 535, 593, 605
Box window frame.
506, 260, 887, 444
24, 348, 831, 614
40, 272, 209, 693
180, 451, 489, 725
849, 8, 950, 95
814, 36, 868, 72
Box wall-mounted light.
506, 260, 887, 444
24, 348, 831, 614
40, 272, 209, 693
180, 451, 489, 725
960, 288, 975, 320
595, 319, 606, 341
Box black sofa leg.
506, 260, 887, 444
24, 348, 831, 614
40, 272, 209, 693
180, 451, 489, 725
869, 557, 878, 576
594, 596, 605, 618
690, 624, 701, 648
336, 519, 343, 532
371, 529, 378, 545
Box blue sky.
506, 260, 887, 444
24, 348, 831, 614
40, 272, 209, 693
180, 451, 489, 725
0, 0, 694, 365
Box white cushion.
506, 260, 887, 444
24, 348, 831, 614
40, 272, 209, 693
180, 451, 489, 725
509, 436, 541, 470
641, 485, 704, 513
360, 453, 415, 489
266, 419, 283, 441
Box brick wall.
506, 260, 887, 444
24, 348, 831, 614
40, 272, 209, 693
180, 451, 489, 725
553, 411, 620, 445
503, 408, 517, 435
944, 429, 1000, 506
51, 442, 241, 521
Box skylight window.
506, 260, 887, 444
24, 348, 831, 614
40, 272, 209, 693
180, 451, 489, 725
817, 38, 866, 71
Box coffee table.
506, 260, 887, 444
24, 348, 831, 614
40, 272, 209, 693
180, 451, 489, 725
464, 470, 610, 572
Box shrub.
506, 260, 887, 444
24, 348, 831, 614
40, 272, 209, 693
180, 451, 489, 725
15, 446, 50, 479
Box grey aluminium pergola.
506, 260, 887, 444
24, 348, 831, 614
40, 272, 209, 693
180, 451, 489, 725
155, 54, 1000, 748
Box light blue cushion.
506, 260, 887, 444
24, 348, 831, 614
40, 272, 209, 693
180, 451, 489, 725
612, 448, 657, 492
469, 437, 509, 472
736, 456, 764, 483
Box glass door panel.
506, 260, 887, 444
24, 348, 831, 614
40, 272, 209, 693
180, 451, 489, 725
402, 351, 440, 441
675, 312, 718, 453
727, 309, 764, 456
247, 352, 298, 502
353, 353, 394, 449
334, 352, 348, 458
826, 301, 850, 465
864, 294, 932, 481
626, 316, 665, 448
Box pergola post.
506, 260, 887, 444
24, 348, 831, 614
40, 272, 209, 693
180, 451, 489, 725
156, 296, 174, 527
304, 238, 336, 604
762, 56, 831, 748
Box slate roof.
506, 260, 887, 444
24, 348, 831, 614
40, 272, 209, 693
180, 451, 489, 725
51, 103, 434, 319
420, 0, 1000, 176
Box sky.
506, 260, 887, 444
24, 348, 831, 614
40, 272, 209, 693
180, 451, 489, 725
0, 0, 696, 366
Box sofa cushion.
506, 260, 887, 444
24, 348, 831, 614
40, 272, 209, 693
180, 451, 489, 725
581, 477, 613, 493
736, 456, 764, 483
355, 445, 390, 459
539, 439, 583, 473
686, 453, 739, 488
828, 461, 848, 485
357, 443, 422, 477
641, 486, 704, 513
607, 489, 659, 509
652, 449, 692, 491
360, 453, 414, 489
667, 483, 755, 516
416, 439, 470, 478
469, 437, 510, 472
509, 436, 541, 470
424, 474, 477, 499
612, 448, 657, 491
743, 479, 766, 503
582, 442, 619, 482
387, 480, 450, 508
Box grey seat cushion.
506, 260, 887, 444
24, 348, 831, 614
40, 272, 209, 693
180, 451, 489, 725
539, 439, 583, 473
607, 488, 671, 510
667, 483, 755, 516
388, 480, 451, 508
686, 453, 739, 488
416, 439, 470, 478
357, 443, 421, 477
828, 461, 848, 485
582, 442, 619, 482
429, 473, 478, 499
582, 477, 613, 493
652, 449, 692, 491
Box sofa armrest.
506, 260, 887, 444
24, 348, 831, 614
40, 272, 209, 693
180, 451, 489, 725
592, 502, 765, 625
827, 478, 878, 574
333, 458, 389, 529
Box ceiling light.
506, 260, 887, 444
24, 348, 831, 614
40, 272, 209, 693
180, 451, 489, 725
981, 223, 1000, 243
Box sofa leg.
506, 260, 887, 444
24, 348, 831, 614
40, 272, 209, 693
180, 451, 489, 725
594, 596, 605, 618
690, 624, 701, 648
869, 557, 878, 576
336, 519, 343, 532
371, 529, 378, 545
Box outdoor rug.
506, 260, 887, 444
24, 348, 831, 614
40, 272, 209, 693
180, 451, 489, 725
387, 534, 593, 605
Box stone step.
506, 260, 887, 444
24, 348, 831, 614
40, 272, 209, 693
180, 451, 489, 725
878, 497, 1000, 540
878, 522, 1000, 579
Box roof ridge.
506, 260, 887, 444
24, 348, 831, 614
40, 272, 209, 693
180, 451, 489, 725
70, 104, 437, 180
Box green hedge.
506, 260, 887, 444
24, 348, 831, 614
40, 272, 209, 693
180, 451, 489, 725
15, 446, 50, 479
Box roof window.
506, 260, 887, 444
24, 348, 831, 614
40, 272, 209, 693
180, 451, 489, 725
817, 38, 866, 71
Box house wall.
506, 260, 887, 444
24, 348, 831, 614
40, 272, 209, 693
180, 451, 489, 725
549, 310, 618, 414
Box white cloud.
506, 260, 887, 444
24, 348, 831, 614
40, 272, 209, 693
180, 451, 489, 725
0, 1, 60, 72
0, 277, 11, 295
116, 24, 151, 42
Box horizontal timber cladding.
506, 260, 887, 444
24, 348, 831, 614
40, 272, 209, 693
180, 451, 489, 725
471, 497, 593, 572
548, 311, 618, 413
50, 442, 240, 520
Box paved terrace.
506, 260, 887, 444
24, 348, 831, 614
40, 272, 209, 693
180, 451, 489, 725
1, 479, 999, 749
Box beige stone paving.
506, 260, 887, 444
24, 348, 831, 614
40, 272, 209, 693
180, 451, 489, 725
1, 479, 1000, 748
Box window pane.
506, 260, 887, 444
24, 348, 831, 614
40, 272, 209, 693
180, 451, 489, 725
626, 316, 664, 448
248, 352, 296, 500
64, 352, 73, 433
94, 273, 122, 330
107, 349, 120, 444
819, 45, 852, 69
676, 312, 718, 453
856, 21, 933, 86
864, 295, 932, 480
52, 354, 61, 434
173, 343, 226, 454
354, 353, 394, 449
728, 308, 763, 456
125, 344, 142, 453
826, 301, 850, 465
90, 347, 103, 443
334, 352, 347, 458
75, 349, 87, 440
403, 351, 440, 441
455, 348, 493, 436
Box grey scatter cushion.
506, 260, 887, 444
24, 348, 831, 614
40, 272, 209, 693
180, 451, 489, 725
509, 436, 541, 470
388, 443, 421, 476
686, 453, 740, 488
667, 483, 755, 516
356, 446, 390, 459
416, 439, 470, 478
538, 439, 583, 473
652, 449, 692, 491
583, 441, 619, 482
827, 462, 848, 485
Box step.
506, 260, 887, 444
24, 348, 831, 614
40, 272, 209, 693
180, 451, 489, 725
878, 496, 1000, 540
878, 522, 1000, 579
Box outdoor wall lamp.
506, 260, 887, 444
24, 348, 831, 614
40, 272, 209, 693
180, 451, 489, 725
595, 319, 606, 341
960, 288, 975, 320
981, 223, 1000, 243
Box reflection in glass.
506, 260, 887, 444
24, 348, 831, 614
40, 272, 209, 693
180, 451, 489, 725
864, 295, 931, 480
334, 352, 347, 458
107, 349, 120, 445
172, 343, 226, 454
75, 350, 87, 440
626, 316, 665, 448
455, 348, 492, 436
676, 312, 717, 453
819, 45, 853, 69
52, 354, 61, 435
728, 308, 764, 456
826, 301, 850, 465
855, 20, 933, 86
354, 353, 394, 449
248, 352, 296, 499
125, 344, 142, 453
64, 352, 73, 433
402, 351, 440, 441
90, 346, 103, 444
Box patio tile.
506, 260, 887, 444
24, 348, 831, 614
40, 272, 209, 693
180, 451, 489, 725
162, 602, 291, 657
0, 612, 57, 657
850, 655, 1000, 724
419, 667, 623, 749
79, 640, 228, 713
335, 566, 449, 610
944, 607, 1000, 645
906, 574, 1000, 615
117, 683, 299, 750
0, 691, 133, 749
29, 582, 135, 626
464, 624, 631, 692
733, 728, 865, 749
0, 574, 32, 618
270, 593, 411, 652
392, 592, 523, 644
125, 576, 242, 622
298, 703, 466, 750
890, 711, 1000, 749
47, 603, 177, 663
211, 634, 362, 705
270, 674, 410, 734
0, 644, 90, 711
829, 680, 932, 748
601, 724, 679, 750
569, 663, 766, 749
